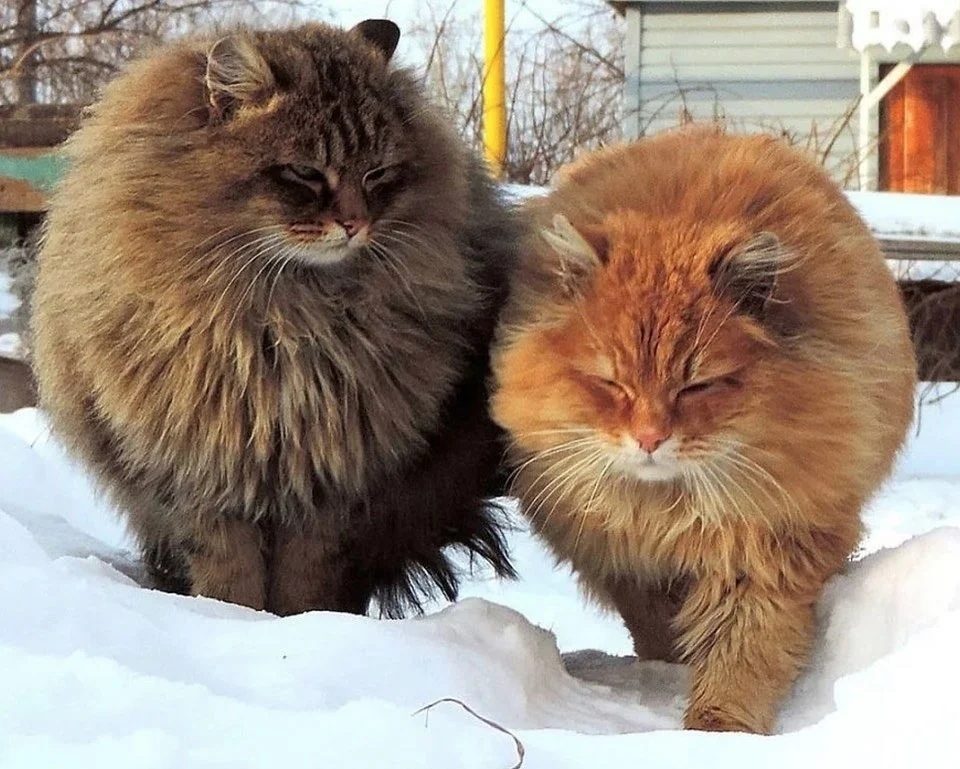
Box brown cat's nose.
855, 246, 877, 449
339, 219, 367, 238
634, 426, 671, 454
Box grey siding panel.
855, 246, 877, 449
640, 9, 842, 30
642, 62, 858, 79
646, 27, 846, 47
643, 47, 853, 67
637, 79, 859, 100
632, 5, 862, 184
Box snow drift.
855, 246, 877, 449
0, 401, 958, 768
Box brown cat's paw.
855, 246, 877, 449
684, 705, 770, 735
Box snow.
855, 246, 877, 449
847, 191, 960, 245
2, 190, 960, 764
842, 1, 960, 53
0, 268, 18, 318
0, 333, 25, 359
1, 387, 959, 767
506, 185, 960, 247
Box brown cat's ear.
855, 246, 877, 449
351, 19, 401, 62
710, 231, 792, 332
540, 214, 606, 295
204, 35, 276, 123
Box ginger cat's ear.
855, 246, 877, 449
710, 231, 792, 332
540, 214, 606, 295
204, 34, 276, 123
351, 19, 401, 62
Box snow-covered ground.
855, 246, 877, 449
1, 387, 959, 768
0, 261, 25, 358
0, 267, 18, 318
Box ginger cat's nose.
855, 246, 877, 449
634, 426, 671, 454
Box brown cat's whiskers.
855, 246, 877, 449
373, 228, 456, 290
263, 245, 300, 314
208, 234, 282, 319
211, 233, 286, 325
196, 225, 285, 282
367, 239, 426, 318
375, 225, 450, 269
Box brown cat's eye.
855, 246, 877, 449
280, 164, 326, 184
362, 164, 398, 192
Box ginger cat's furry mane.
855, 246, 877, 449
491, 127, 916, 733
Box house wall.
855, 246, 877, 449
622, 1, 864, 186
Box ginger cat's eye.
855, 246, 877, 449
680, 376, 739, 398
679, 379, 717, 397
590, 375, 627, 397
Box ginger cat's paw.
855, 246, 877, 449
684, 705, 770, 734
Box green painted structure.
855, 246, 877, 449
0, 151, 65, 194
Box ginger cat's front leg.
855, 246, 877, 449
675, 572, 817, 734
605, 576, 686, 662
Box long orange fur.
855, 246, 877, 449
491, 127, 916, 733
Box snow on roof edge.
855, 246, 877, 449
841, 1, 960, 54
504, 185, 960, 245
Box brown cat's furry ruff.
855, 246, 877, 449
32, 21, 518, 617
491, 128, 916, 733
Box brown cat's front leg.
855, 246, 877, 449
675, 572, 817, 734
267, 521, 370, 616
185, 518, 267, 610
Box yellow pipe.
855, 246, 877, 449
483, 0, 506, 176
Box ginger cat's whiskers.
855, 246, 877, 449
521, 446, 606, 520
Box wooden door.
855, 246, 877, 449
879, 64, 960, 194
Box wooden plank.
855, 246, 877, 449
904, 72, 941, 194
879, 63, 906, 192
0, 175, 46, 212
0, 104, 80, 148
878, 238, 960, 262
946, 70, 960, 195
894, 66, 960, 195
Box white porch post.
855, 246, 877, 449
859, 51, 873, 191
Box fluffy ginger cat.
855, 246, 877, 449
32, 20, 518, 617
491, 128, 916, 733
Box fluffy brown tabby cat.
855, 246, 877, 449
491, 128, 916, 733
32, 20, 518, 617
